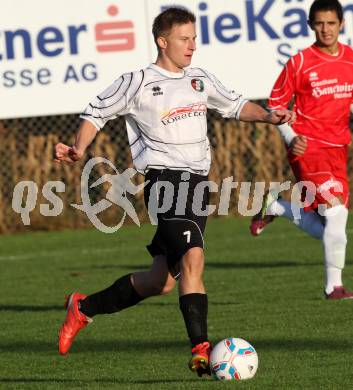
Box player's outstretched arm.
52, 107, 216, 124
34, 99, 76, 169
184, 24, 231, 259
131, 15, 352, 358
238, 102, 296, 125
54, 120, 98, 163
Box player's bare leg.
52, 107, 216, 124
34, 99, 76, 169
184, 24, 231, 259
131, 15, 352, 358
132, 255, 176, 297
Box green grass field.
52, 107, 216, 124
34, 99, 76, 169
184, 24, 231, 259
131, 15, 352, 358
1, 216, 353, 389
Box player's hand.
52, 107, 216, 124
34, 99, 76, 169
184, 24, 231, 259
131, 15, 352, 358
289, 135, 307, 156
266, 110, 296, 126
54, 143, 84, 163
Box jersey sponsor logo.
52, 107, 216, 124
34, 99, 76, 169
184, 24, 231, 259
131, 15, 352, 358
152, 86, 163, 96
312, 81, 353, 99
310, 78, 338, 88
161, 103, 207, 125
191, 78, 204, 92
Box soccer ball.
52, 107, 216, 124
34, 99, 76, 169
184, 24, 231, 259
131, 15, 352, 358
210, 337, 258, 381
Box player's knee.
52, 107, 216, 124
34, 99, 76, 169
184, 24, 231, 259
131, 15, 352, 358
149, 274, 176, 295
133, 269, 176, 297
159, 277, 176, 295
181, 247, 205, 277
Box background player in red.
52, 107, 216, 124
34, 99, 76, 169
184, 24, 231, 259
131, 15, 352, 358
251, 0, 353, 300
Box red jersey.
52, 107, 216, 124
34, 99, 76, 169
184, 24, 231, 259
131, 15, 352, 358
269, 42, 353, 146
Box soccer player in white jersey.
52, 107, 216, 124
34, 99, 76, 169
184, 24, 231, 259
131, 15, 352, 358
55, 7, 295, 376
251, 0, 353, 300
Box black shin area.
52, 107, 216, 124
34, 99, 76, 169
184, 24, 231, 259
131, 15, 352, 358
79, 274, 144, 317
179, 293, 208, 347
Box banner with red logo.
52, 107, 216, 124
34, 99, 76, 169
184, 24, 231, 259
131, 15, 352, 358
0, 0, 151, 119
1, 0, 352, 119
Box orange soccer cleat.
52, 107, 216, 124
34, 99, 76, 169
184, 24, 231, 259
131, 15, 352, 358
58, 292, 92, 355
188, 341, 212, 377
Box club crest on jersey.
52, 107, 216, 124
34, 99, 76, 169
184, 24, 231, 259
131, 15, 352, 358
191, 78, 204, 92
152, 86, 163, 96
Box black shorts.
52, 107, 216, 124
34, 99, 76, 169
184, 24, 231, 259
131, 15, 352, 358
144, 169, 210, 279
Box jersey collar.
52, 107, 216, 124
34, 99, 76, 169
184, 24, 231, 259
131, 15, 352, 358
310, 42, 344, 61
149, 63, 185, 79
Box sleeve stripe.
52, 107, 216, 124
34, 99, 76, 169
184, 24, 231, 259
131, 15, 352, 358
87, 70, 144, 118
130, 69, 144, 103
296, 52, 304, 75
98, 72, 133, 112
97, 77, 124, 101
272, 66, 289, 92
130, 135, 142, 147
269, 90, 291, 101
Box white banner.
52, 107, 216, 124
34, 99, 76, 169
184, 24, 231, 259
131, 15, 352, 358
1, 0, 352, 119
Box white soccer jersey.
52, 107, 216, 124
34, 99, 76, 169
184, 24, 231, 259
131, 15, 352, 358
81, 64, 247, 175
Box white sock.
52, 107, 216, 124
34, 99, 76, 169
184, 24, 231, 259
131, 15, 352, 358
267, 198, 293, 219
323, 205, 348, 294
267, 199, 324, 239
325, 267, 342, 294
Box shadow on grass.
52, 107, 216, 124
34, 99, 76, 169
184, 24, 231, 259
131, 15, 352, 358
91, 264, 149, 270
0, 305, 63, 312
0, 378, 201, 385
252, 337, 353, 352
206, 260, 320, 269
61, 259, 321, 273
137, 300, 239, 307
0, 339, 186, 354
0, 299, 237, 312
60, 264, 149, 272
1, 337, 352, 354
